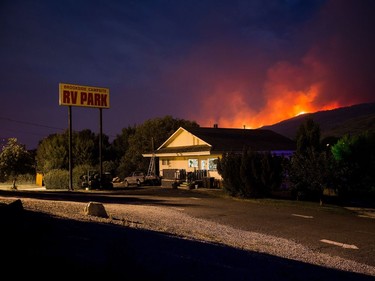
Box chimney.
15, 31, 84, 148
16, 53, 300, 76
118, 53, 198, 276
213, 124, 218, 128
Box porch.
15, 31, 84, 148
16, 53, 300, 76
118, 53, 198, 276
161, 169, 218, 189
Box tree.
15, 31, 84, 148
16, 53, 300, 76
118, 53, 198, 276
111, 126, 136, 163
331, 132, 375, 198
36, 129, 111, 174
240, 148, 265, 198
217, 152, 242, 196
110, 126, 137, 175
36, 132, 69, 173
73, 129, 96, 166
288, 118, 331, 201
218, 148, 283, 199
287, 149, 336, 201
0, 138, 34, 187
295, 117, 321, 154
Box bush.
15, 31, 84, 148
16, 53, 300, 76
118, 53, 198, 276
44, 169, 69, 189
218, 149, 284, 199
217, 152, 242, 196
10, 173, 35, 184
19, 174, 35, 184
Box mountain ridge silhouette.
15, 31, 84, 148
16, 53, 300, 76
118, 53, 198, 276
261, 102, 375, 140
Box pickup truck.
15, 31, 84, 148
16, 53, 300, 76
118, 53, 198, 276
123, 171, 161, 187
81, 171, 113, 190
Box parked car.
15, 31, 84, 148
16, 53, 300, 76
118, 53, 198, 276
81, 171, 113, 189
123, 171, 161, 187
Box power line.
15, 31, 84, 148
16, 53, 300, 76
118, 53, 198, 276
0, 116, 117, 139
0, 127, 57, 137
0, 116, 65, 131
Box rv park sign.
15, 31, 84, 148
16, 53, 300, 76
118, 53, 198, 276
59, 83, 110, 108
58, 82, 110, 190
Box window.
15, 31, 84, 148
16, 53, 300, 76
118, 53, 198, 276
188, 159, 198, 168
208, 158, 217, 170
201, 160, 207, 170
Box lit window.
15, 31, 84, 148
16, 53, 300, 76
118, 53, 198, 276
188, 159, 198, 168
208, 158, 217, 170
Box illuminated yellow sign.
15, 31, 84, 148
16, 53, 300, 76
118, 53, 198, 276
59, 83, 110, 109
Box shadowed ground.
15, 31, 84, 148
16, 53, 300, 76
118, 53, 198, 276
1, 200, 373, 281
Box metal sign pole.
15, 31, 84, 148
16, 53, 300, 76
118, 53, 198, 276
99, 108, 103, 188
68, 105, 73, 191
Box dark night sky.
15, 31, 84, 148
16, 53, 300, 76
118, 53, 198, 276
1, 0, 374, 149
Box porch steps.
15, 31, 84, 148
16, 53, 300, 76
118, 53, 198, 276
161, 179, 194, 189
178, 181, 197, 190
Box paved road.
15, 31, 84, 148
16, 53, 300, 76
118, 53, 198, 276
1, 185, 374, 269
116, 186, 375, 267
162, 189, 375, 268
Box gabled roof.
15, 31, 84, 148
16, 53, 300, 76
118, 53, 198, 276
156, 145, 211, 154
185, 127, 296, 152
156, 126, 296, 155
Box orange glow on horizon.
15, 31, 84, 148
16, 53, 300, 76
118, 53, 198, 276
195, 84, 343, 129
179, 43, 355, 130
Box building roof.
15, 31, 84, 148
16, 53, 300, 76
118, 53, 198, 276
154, 126, 296, 156
185, 127, 296, 152
156, 145, 211, 154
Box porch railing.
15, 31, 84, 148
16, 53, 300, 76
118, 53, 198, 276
163, 169, 207, 182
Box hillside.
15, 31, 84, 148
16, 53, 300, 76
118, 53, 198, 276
261, 102, 375, 140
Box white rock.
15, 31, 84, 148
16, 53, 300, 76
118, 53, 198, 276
84, 201, 108, 218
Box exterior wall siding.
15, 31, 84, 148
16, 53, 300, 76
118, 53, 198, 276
159, 154, 221, 179
168, 130, 206, 147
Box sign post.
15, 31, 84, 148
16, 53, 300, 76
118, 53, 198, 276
59, 83, 110, 190
68, 106, 73, 191
99, 108, 103, 184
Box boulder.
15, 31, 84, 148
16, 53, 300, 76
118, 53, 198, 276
0, 199, 24, 227
84, 201, 108, 218
0, 199, 23, 214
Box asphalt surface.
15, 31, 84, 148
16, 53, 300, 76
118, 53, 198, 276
1, 185, 374, 280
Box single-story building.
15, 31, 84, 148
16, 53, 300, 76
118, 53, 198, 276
143, 126, 296, 187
